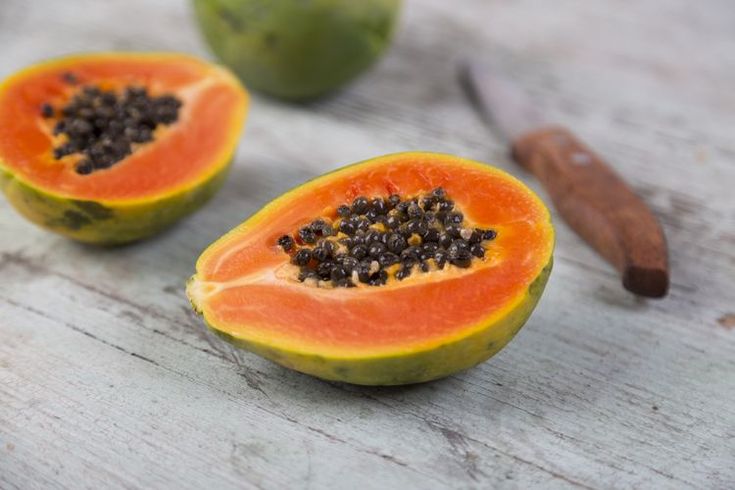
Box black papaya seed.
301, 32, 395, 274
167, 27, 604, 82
482, 229, 498, 241
447, 240, 469, 260
395, 265, 412, 280
309, 218, 328, 234
365, 209, 380, 222
341, 256, 359, 273
368, 241, 387, 258
407, 202, 423, 219
434, 250, 448, 269
378, 252, 400, 267
437, 199, 454, 212
369, 270, 388, 286
293, 249, 312, 266
350, 232, 366, 246
330, 265, 348, 282
356, 263, 372, 283
53, 120, 66, 135
365, 230, 382, 244
313, 241, 334, 262
277, 235, 294, 252
350, 244, 368, 260
432, 187, 446, 199
75, 160, 94, 175
336, 204, 351, 218
371, 197, 388, 215
398, 224, 412, 238
356, 216, 371, 232
339, 220, 356, 235
352, 196, 369, 214
372, 214, 388, 227
61, 72, 79, 84
299, 226, 317, 244
406, 219, 428, 236
423, 227, 440, 243
317, 261, 334, 279
299, 269, 319, 282
420, 242, 439, 259
438, 232, 453, 248
450, 249, 473, 268
445, 224, 462, 238
386, 233, 407, 253
445, 211, 464, 226
40, 103, 54, 118
401, 246, 420, 261
395, 201, 410, 214
385, 215, 401, 229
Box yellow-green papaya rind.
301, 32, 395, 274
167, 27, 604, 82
199, 259, 552, 386
0, 163, 230, 245
192, 0, 401, 100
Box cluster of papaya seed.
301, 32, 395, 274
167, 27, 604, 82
277, 187, 497, 288
41, 73, 182, 175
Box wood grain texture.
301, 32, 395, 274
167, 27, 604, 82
1, 1, 734, 489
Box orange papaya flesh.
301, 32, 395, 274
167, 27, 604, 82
0, 52, 248, 244
187, 153, 554, 385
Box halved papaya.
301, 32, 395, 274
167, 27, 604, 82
0, 52, 248, 244
187, 152, 554, 385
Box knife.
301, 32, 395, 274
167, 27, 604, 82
460, 61, 669, 298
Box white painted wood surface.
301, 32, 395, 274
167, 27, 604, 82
1, 1, 734, 488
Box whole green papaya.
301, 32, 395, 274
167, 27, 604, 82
192, 0, 401, 100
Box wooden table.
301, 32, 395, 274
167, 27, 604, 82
2, 1, 734, 488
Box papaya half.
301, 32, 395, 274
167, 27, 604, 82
187, 152, 554, 385
0, 52, 248, 244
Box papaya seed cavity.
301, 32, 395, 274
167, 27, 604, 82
43, 79, 182, 175
277, 188, 498, 288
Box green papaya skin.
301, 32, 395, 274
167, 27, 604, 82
192, 0, 401, 100
0, 164, 230, 245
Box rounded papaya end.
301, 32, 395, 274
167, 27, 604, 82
0, 52, 248, 243
187, 152, 555, 385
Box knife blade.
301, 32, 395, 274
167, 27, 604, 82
460, 61, 669, 298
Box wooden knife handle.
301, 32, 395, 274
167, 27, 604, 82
512, 126, 669, 298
